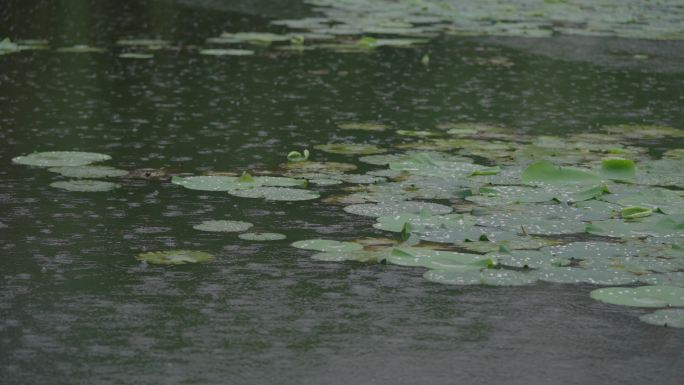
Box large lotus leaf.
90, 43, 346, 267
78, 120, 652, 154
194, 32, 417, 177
534, 267, 637, 285
465, 185, 559, 206
388, 153, 491, 179
200, 48, 254, 56
521, 161, 600, 184
311, 250, 387, 263
50, 180, 120, 192
387, 247, 492, 269
424, 268, 537, 286
229, 187, 319, 201
336, 174, 386, 184
136, 250, 214, 265
116, 38, 170, 46
48, 165, 128, 178
374, 212, 470, 233
281, 161, 357, 174
541, 241, 647, 261
13, 151, 111, 167
172, 175, 238, 191
475, 203, 596, 235
586, 214, 684, 238
292, 239, 363, 252
453, 237, 553, 254
217, 32, 292, 44
581, 255, 684, 274
314, 143, 386, 155
118, 53, 154, 59
344, 201, 452, 218
56, 45, 106, 53
638, 158, 684, 188
172, 175, 305, 192
639, 272, 684, 287
338, 122, 387, 131
600, 185, 684, 214
590, 285, 684, 308
193, 220, 253, 233
487, 249, 570, 269
416, 225, 517, 244
600, 157, 636, 181
238, 232, 287, 241
639, 309, 684, 328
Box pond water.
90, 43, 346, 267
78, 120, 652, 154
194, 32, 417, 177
1, 1, 683, 384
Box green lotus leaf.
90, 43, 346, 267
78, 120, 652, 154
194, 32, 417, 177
193, 220, 253, 232
590, 285, 684, 307
217, 32, 292, 44
639, 272, 684, 287
48, 166, 128, 178
424, 268, 537, 286
387, 247, 493, 269
287, 149, 310, 162
116, 38, 170, 47
580, 255, 684, 274
601, 157, 636, 180
314, 143, 386, 155
521, 161, 600, 184
338, 122, 387, 132
291, 239, 363, 252
238, 232, 286, 241
308, 178, 342, 186
601, 186, 684, 214
281, 161, 357, 174
199, 48, 254, 56
56, 45, 105, 53
136, 249, 214, 265
639, 309, 684, 328
621, 206, 653, 219
344, 201, 452, 218
586, 214, 684, 238
487, 249, 570, 269
50, 180, 120, 192
13, 151, 111, 167
229, 186, 319, 201
374, 212, 468, 232
118, 53, 154, 59
534, 267, 637, 285
172, 174, 306, 192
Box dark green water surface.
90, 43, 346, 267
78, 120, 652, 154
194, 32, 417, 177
1, 1, 683, 384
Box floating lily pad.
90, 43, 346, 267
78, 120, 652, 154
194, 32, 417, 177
193, 220, 253, 233
639, 272, 684, 287
314, 143, 386, 155
291, 239, 363, 252
116, 38, 170, 47
639, 309, 684, 328
172, 174, 306, 192
534, 267, 637, 285
48, 166, 128, 178
238, 232, 286, 241
338, 122, 387, 131
228, 187, 319, 201
590, 285, 684, 308
487, 249, 570, 269
136, 250, 214, 265
56, 45, 105, 53
344, 201, 452, 218
522, 161, 600, 184
13, 151, 111, 167
387, 247, 492, 269
118, 52, 154, 59
601, 157, 636, 180
50, 180, 120, 192
424, 268, 537, 286
199, 48, 254, 56
281, 161, 357, 174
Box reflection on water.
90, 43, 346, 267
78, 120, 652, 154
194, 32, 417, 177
1, 1, 683, 384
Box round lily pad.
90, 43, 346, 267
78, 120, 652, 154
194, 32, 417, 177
590, 285, 684, 308
136, 250, 214, 265
292, 239, 363, 253
199, 48, 254, 56
50, 180, 120, 192
639, 309, 684, 328
228, 187, 319, 201
281, 161, 357, 174
387, 247, 492, 269
534, 267, 637, 285
48, 166, 128, 178
238, 232, 286, 241
13, 151, 111, 167
314, 143, 386, 155
424, 268, 537, 286
193, 220, 253, 233
344, 201, 452, 218
118, 52, 154, 59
